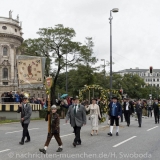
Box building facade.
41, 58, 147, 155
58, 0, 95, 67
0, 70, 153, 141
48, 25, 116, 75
0, 12, 45, 98
115, 68, 160, 87
0, 13, 23, 94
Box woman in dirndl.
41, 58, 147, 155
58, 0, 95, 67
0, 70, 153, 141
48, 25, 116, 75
85, 98, 101, 135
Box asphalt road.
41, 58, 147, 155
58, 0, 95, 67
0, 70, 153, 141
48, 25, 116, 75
0, 115, 159, 160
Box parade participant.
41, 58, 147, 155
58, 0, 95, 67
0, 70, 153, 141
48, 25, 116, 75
108, 97, 122, 136
17, 96, 32, 145
152, 99, 159, 124
39, 105, 63, 154
65, 97, 86, 147
85, 98, 101, 135
123, 98, 132, 126
135, 99, 142, 127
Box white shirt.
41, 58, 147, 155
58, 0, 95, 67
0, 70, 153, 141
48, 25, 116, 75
126, 102, 129, 110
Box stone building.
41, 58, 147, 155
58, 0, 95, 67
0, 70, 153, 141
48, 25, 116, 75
0, 12, 45, 99
0, 12, 22, 95
115, 67, 160, 87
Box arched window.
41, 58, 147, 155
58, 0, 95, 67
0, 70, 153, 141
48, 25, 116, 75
3, 68, 8, 79
3, 47, 8, 56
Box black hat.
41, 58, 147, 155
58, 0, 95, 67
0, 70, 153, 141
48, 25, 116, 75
112, 96, 118, 100
92, 98, 97, 101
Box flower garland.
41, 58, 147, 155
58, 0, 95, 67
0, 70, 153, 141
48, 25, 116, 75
79, 85, 122, 123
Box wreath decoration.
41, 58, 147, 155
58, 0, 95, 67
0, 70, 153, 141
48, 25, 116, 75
79, 84, 122, 123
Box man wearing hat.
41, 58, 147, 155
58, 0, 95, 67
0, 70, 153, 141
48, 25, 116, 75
65, 97, 86, 147
17, 96, 32, 145
39, 105, 63, 154
108, 96, 122, 136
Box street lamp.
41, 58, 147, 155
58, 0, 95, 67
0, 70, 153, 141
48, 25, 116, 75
101, 59, 106, 78
109, 8, 119, 99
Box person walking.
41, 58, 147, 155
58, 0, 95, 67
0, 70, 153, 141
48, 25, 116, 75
39, 105, 63, 154
123, 98, 132, 127
85, 98, 101, 135
136, 99, 142, 127
17, 96, 32, 145
65, 97, 86, 147
108, 97, 122, 136
152, 99, 159, 124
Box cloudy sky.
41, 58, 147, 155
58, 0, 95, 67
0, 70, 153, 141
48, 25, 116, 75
1, 0, 160, 72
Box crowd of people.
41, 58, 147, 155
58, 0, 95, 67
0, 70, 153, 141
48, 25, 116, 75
0, 91, 47, 109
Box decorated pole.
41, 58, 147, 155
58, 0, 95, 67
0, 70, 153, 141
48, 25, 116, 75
45, 76, 53, 133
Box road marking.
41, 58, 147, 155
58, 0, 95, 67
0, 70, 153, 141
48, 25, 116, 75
147, 126, 158, 131
52, 133, 74, 139
5, 128, 39, 134
0, 149, 10, 153
63, 123, 69, 125
113, 136, 137, 147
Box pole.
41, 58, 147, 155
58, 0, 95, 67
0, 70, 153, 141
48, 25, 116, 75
48, 93, 51, 133
109, 10, 113, 99
66, 53, 68, 94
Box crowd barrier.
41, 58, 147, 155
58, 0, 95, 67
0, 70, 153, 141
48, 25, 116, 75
0, 104, 42, 112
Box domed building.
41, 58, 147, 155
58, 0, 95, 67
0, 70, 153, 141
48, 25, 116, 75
0, 11, 23, 95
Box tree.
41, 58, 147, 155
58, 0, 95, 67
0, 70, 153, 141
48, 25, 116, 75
20, 24, 94, 102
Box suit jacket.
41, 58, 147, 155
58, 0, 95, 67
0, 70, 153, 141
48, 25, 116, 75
123, 102, 132, 114
65, 104, 86, 127
152, 103, 159, 113
135, 103, 142, 114
17, 103, 32, 124
109, 102, 122, 117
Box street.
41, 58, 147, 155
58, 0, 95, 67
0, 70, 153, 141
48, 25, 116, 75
0, 116, 159, 160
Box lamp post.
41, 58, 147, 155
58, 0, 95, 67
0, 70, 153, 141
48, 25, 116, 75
101, 59, 106, 79
66, 53, 68, 94
109, 8, 119, 99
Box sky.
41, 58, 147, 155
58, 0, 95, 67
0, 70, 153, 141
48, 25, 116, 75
1, 0, 160, 72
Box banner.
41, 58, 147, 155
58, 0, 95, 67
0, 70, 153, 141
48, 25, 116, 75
17, 55, 46, 88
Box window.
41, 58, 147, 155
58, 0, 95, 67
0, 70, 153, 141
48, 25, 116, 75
153, 79, 155, 82
3, 47, 8, 56
157, 84, 159, 87
3, 68, 8, 79
2, 26, 7, 30
157, 79, 159, 82
15, 29, 17, 32
3, 82, 8, 85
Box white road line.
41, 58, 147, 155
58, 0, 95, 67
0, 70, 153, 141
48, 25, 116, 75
147, 126, 158, 131
5, 128, 39, 134
52, 133, 74, 139
0, 149, 10, 153
113, 136, 137, 148
63, 123, 69, 125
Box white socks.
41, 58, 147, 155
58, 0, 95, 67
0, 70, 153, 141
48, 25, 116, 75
44, 146, 48, 150
59, 145, 63, 148
110, 126, 113, 133
110, 126, 119, 133
116, 126, 119, 133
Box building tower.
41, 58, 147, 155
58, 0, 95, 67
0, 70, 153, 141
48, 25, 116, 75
0, 11, 23, 94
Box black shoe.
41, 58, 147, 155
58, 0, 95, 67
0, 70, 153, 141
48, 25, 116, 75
90, 133, 93, 136
116, 132, 119, 136
19, 141, 24, 145
25, 139, 30, 143
76, 142, 81, 145
56, 147, 63, 152
127, 123, 130, 127
139, 125, 141, 127
73, 142, 76, 147
108, 132, 112, 136
39, 148, 46, 154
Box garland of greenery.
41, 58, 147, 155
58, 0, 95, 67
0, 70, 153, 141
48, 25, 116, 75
79, 84, 122, 123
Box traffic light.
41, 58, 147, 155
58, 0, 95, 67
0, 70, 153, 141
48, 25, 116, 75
149, 66, 153, 73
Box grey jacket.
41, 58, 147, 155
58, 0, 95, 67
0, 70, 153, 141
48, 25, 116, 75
65, 104, 86, 127
17, 103, 32, 124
